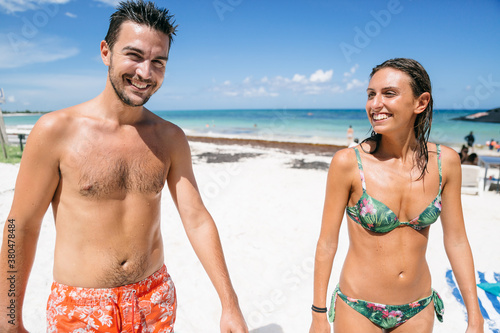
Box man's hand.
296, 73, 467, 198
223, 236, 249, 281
220, 306, 248, 333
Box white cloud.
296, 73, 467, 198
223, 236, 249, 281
212, 84, 279, 98
243, 87, 278, 98
0, 0, 70, 13
211, 69, 344, 99
346, 78, 367, 91
273, 76, 289, 84
310, 69, 333, 83
7, 96, 16, 103
303, 85, 324, 95
65, 11, 76, 18
292, 74, 307, 83
332, 86, 344, 94
343, 64, 359, 79
223, 91, 238, 97
0, 33, 79, 68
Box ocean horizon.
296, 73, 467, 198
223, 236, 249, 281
3, 109, 500, 148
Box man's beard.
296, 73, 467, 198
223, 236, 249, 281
108, 64, 157, 107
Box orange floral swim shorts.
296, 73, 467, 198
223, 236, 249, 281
46, 265, 176, 332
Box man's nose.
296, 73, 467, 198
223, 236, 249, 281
136, 61, 152, 80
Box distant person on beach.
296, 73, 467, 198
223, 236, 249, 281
488, 139, 496, 150
463, 153, 479, 165
459, 144, 469, 164
348, 137, 359, 148
310, 58, 483, 332
464, 131, 475, 149
0, 1, 247, 332
346, 125, 354, 146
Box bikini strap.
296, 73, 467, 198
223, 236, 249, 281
353, 147, 366, 191
436, 144, 442, 193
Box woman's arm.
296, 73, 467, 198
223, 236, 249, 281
439, 146, 484, 332
310, 149, 355, 333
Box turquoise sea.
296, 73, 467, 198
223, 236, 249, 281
3, 109, 500, 147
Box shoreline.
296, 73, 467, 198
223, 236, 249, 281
4, 124, 500, 157
186, 135, 500, 157
187, 135, 344, 156
1, 112, 47, 117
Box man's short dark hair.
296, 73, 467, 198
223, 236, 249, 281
104, 0, 177, 51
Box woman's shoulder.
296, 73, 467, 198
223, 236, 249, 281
429, 143, 462, 179
431, 143, 461, 163
330, 147, 360, 173
326, 148, 361, 191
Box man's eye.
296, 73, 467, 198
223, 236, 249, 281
128, 53, 141, 60
153, 60, 165, 68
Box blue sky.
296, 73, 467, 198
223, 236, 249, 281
1, 0, 499, 112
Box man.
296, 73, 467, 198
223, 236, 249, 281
346, 125, 354, 146
464, 131, 475, 150
0, 1, 247, 332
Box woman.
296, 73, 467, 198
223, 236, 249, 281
309, 58, 484, 332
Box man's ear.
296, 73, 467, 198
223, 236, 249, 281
414, 92, 430, 115
101, 40, 111, 66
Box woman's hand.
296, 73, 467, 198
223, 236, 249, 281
309, 312, 331, 333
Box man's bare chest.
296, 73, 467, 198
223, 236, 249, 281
62, 139, 169, 198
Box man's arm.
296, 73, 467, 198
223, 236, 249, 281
166, 128, 247, 333
0, 114, 61, 331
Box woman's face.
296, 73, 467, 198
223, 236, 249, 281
365, 67, 420, 135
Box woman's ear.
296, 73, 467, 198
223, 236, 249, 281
100, 40, 111, 66
414, 92, 431, 114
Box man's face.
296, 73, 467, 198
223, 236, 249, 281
104, 21, 170, 107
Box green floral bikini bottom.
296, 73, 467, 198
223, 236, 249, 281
328, 285, 444, 329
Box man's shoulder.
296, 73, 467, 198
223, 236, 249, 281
146, 110, 186, 140
32, 107, 75, 136
31, 103, 96, 147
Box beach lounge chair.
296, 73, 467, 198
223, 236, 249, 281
461, 164, 483, 195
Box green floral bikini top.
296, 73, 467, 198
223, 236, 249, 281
346, 145, 442, 233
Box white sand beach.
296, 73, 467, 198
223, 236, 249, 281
1, 140, 499, 332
